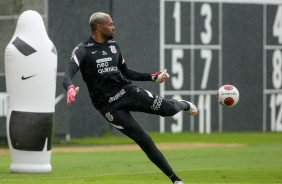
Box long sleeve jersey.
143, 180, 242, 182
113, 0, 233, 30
62, 37, 151, 107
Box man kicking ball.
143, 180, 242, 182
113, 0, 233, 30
62, 12, 198, 184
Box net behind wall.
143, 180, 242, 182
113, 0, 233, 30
0, 0, 48, 74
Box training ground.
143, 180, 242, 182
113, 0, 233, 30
0, 132, 281, 184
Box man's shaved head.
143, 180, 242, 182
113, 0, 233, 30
89, 12, 110, 32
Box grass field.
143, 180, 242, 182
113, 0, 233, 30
0, 132, 282, 184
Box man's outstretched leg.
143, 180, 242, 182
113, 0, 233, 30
100, 109, 184, 184
122, 87, 198, 117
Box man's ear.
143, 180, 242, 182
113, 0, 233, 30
97, 24, 103, 31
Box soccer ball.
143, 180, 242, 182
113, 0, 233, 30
217, 85, 239, 107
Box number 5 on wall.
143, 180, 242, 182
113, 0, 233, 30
171, 49, 184, 90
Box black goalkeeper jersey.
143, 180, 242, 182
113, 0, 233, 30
63, 37, 150, 107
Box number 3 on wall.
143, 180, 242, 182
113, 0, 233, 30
201, 3, 212, 45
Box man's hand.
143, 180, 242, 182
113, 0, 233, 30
150, 69, 170, 83
67, 85, 79, 105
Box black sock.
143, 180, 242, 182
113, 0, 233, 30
169, 173, 182, 183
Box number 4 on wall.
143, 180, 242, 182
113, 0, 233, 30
273, 5, 282, 44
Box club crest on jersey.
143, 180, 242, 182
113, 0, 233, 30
109, 45, 117, 54
105, 112, 114, 121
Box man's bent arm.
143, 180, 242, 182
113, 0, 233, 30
62, 62, 79, 91
121, 67, 151, 81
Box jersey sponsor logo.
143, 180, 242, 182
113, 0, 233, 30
98, 66, 118, 74
92, 51, 97, 54
105, 112, 114, 121
151, 96, 163, 111
102, 51, 107, 55
109, 45, 117, 54
97, 61, 109, 69
96, 57, 117, 74
96, 57, 112, 63
109, 89, 126, 103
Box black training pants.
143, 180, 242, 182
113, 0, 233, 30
97, 85, 186, 177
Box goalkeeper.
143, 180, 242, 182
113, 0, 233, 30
62, 12, 198, 184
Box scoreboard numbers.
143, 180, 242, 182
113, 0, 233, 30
200, 49, 212, 89
272, 49, 282, 89
173, 1, 181, 43
198, 94, 211, 134
273, 6, 282, 44
171, 94, 183, 132
161, 0, 219, 133
161, 0, 282, 133
269, 94, 282, 131
266, 4, 282, 132
200, 3, 212, 45
171, 49, 184, 89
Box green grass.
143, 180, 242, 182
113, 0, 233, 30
56, 131, 282, 146
1, 132, 282, 183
